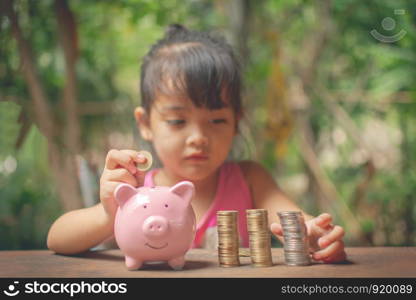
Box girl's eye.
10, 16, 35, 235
211, 119, 227, 124
166, 120, 185, 126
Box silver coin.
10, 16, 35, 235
278, 211, 310, 266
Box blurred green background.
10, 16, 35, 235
1, 0, 415, 250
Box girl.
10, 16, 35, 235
47, 24, 346, 263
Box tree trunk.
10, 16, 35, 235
4, 0, 84, 211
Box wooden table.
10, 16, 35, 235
0, 247, 415, 278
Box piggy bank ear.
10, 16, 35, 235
169, 181, 195, 206
114, 184, 137, 208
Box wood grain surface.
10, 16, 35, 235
0, 247, 415, 278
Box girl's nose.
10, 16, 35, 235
187, 126, 209, 147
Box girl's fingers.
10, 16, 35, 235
270, 223, 284, 244
308, 213, 334, 237
134, 170, 146, 187
314, 213, 333, 228
318, 225, 345, 248
119, 150, 151, 174
322, 250, 347, 263
270, 223, 283, 237
105, 150, 138, 174
105, 168, 139, 187
312, 240, 344, 261
120, 149, 148, 165
105, 149, 150, 175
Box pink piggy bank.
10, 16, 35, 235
113, 181, 196, 270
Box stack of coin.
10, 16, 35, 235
217, 210, 240, 267
246, 209, 273, 267
277, 211, 310, 266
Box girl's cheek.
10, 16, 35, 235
155, 136, 182, 156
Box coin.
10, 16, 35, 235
136, 150, 153, 171
246, 209, 273, 267
238, 248, 251, 257
277, 211, 310, 266
217, 210, 240, 267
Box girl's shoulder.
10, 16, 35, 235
236, 160, 283, 209
237, 160, 255, 178
236, 160, 281, 193
237, 160, 272, 186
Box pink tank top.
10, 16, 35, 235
143, 161, 253, 248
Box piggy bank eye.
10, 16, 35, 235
164, 204, 169, 208
143, 204, 148, 209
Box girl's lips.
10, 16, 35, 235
185, 154, 209, 160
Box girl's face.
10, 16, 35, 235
135, 95, 239, 182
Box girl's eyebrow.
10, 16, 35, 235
160, 105, 189, 112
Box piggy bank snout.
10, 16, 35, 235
142, 216, 169, 238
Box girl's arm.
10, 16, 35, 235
239, 160, 314, 224
47, 203, 113, 255
47, 149, 147, 255
240, 160, 346, 262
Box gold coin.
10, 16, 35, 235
239, 248, 251, 257
246, 209, 273, 267
136, 150, 153, 171
217, 210, 240, 267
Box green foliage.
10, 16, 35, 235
0, 126, 60, 250
0, 102, 21, 158
1, 0, 415, 249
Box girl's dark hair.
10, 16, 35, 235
140, 24, 242, 115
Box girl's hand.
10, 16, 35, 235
99, 149, 148, 224
270, 213, 346, 263
305, 213, 346, 263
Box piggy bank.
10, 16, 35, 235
113, 181, 196, 270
